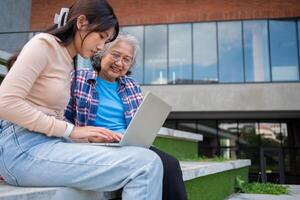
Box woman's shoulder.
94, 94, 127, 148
26, 33, 64, 53
73, 68, 97, 80
30, 33, 58, 45
120, 76, 140, 86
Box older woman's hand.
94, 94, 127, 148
69, 126, 121, 143
88, 132, 123, 143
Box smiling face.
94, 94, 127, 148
99, 40, 134, 82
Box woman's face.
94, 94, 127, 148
99, 40, 134, 82
74, 27, 115, 59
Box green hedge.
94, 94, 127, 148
185, 167, 249, 200
153, 137, 198, 160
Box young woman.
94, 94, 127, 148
65, 32, 188, 200
0, 1, 163, 199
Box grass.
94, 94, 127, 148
153, 137, 199, 160
235, 176, 289, 195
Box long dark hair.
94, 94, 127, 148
7, 0, 119, 69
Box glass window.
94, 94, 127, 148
283, 148, 300, 183
163, 119, 176, 129
238, 121, 260, 147
220, 147, 238, 159
168, 24, 192, 84
269, 20, 299, 81
243, 20, 270, 82
218, 120, 238, 147
218, 120, 238, 159
298, 20, 300, 74
218, 21, 244, 83
144, 25, 168, 84
193, 23, 218, 83
122, 26, 144, 83
177, 120, 197, 133
197, 120, 219, 157
282, 121, 300, 148
239, 148, 260, 181
258, 122, 282, 147
281, 123, 289, 147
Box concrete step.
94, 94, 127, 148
0, 160, 250, 200
158, 127, 203, 142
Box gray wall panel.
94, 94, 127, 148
0, 0, 32, 53
142, 83, 300, 118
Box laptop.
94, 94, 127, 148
83, 92, 172, 148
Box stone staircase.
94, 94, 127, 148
0, 128, 251, 200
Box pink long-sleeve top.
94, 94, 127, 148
0, 33, 73, 137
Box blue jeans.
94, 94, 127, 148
0, 120, 163, 200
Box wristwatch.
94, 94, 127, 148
63, 122, 74, 138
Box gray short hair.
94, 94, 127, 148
91, 31, 140, 72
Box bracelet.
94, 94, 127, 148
63, 122, 74, 138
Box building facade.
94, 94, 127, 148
1, 0, 300, 184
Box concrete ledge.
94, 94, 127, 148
0, 50, 11, 61
0, 159, 250, 200
0, 65, 8, 77
0, 182, 120, 200
158, 127, 203, 142
181, 159, 251, 181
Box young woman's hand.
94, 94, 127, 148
69, 126, 121, 143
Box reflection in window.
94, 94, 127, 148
238, 122, 260, 147
218, 21, 244, 83
220, 147, 237, 159
281, 123, 288, 146
298, 20, 300, 72
243, 21, 270, 82
284, 148, 300, 182
168, 24, 192, 84
239, 148, 260, 177
177, 120, 197, 133
193, 23, 218, 83
197, 120, 218, 157
218, 120, 238, 159
144, 25, 167, 84
163, 119, 176, 129
258, 122, 282, 147
270, 20, 299, 81
122, 26, 144, 83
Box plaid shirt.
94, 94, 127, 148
64, 68, 143, 127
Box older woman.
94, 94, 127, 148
65, 32, 187, 200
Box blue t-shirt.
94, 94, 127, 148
92, 76, 127, 134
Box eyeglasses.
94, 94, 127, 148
109, 51, 133, 66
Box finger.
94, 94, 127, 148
88, 136, 109, 143
92, 127, 115, 139
115, 133, 123, 141
99, 128, 115, 138
109, 133, 120, 141
90, 126, 112, 134
113, 135, 120, 141
87, 131, 110, 140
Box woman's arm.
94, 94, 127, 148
0, 38, 66, 136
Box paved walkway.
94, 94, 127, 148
227, 185, 300, 200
